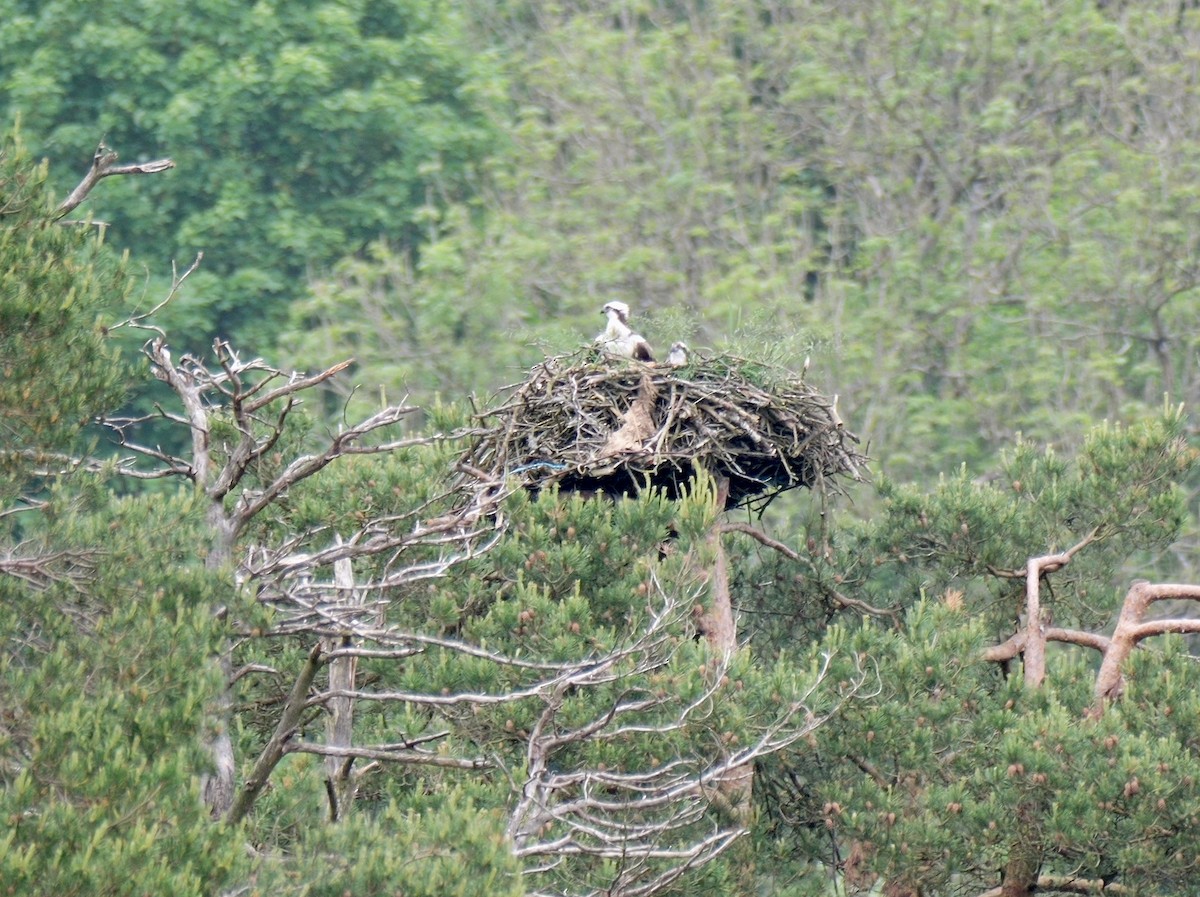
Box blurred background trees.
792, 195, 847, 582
0, 0, 506, 351
7, 0, 1200, 484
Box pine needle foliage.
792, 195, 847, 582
742, 409, 1200, 895
0, 131, 129, 503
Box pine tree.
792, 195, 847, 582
0, 132, 129, 506
744, 410, 1200, 895
0, 131, 250, 895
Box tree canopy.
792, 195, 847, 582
0, 0, 506, 349
287, 0, 1200, 484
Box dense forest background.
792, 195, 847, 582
8, 0, 1200, 484
5, 1, 1200, 896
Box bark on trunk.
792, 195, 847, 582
323, 554, 359, 821
201, 507, 238, 818
698, 474, 753, 821
999, 801, 1043, 897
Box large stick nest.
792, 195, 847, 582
458, 350, 867, 511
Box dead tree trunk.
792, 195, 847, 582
323, 552, 360, 821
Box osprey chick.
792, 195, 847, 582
667, 341, 689, 367
596, 301, 654, 362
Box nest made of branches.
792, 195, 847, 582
458, 349, 867, 512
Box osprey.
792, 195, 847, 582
667, 341, 689, 367
596, 301, 654, 362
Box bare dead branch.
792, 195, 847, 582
144, 336, 213, 486
232, 406, 428, 531
56, 142, 174, 217
109, 253, 204, 334
505, 577, 856, 897
0, 446, 190, 482
243, 360, 354, 414
229, 663, 280, 685
0, 545, 99, 591
284, 742, 489, 770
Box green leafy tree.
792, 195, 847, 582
0, 0, 506, 350
289, 0, 1200, 496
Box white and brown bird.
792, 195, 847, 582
596, 301, 654, 361
667, 341, 689, 367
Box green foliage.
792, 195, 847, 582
7, 0, 1200, 491
263, 792, 523, 897
791, 605, 1200, 895
0, 486, 249, 896
0, 129, 129, 502
0, 0, 506, 351
737, 410, 1192, 650
9, 10, 1200, 894
280, 0, 1200, 493
746, 411, 1200, 894
228, 465, 836, 896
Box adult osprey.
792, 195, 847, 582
596, 301, 654, 362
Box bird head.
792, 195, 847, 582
601, 301, 631, 323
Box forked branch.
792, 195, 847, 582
983, 547, 1200, 712
57, 142, 174, 217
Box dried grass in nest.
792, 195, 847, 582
458, 349, 867, 511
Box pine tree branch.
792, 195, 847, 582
0, 447, 187, 481
721, 521, 899, 619
0, 497, 48, 520
984, 627, 1112, 664
0, 545, 99, 591
988, 533, 1103, 687
284, 742, 489, 770
1092, 581, 1200, 710
986, 528, 1101, 580
985, 573, 1200, 712
975, 873, 1131, 896
226, 642, 324, 825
